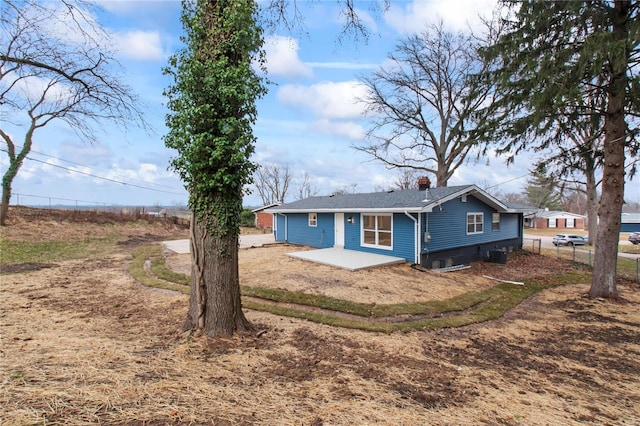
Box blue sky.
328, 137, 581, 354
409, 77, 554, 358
3, 0, 638, 208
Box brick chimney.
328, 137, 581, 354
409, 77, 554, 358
418, 176, 431, 191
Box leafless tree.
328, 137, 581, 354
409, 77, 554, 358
253, 162, 292, 205
295, 171, 318, 200
0, 0, 147, 225
331, 183, 358, 196
260, 0, 389, 43
530, 82, 608, 245
494, 191, 529, 206
391, 168, 419, 190
355, 21, 495, 187
622, 200, 640, 213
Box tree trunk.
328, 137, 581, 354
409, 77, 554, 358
184, 213, 252, 336
1, 125, 34, 226
1, 156, 21, 227
585, 172, 599, 247
0, 183, 10, 226
590, 0, 628, 299
435, 168, 449, 187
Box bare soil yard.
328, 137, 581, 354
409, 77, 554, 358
1, 207, 639, 425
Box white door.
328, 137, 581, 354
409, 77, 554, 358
334, 213, 345, 247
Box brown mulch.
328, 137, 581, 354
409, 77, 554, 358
1, 207, 639, 425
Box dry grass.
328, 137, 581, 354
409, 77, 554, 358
2, 207, 640, 425
166, 245, 503, 305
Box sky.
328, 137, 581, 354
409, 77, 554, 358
2, 0, 638, 208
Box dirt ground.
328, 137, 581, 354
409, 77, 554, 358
2, 208, 640, 425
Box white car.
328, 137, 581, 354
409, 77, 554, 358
553, 234, 587, 246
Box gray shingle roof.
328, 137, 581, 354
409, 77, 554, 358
504, 202, 538, 211
525, 210, 585, 218
269, 185, 474, 212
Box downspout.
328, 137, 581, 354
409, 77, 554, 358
417, 212, 422, 265
404, 211, 419, 264
272, 213, 276, 237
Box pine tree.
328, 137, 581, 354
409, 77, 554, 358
476, 1, 640, 298
525, 168, 562, 210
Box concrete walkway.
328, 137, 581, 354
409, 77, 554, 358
162, 233, 276, 254
287, 247, 406, 271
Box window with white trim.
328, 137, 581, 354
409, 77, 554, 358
566, 217, 575, 228
308, 213, 317, 227
492, 213, 500, 231
548, 218, 556, 228
361, 214, 392, 249
467, 213, 484, 234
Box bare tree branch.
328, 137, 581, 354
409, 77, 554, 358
295, 171, 318, 200
355, 20, 496, 187
253, 163, 292, 205
0, 0, 148, 225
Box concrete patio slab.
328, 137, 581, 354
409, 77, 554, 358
162, 234, 276, 254
287, 247, 406, 271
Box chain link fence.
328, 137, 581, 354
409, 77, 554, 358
523, 238, 640, 282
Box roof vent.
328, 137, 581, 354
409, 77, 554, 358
423, 188, 431, 202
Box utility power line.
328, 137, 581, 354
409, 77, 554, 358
28, 148, 179, 190
0, 147, 185, 196
2, 144, 180, 191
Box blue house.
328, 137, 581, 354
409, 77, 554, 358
267, 184, 533, 269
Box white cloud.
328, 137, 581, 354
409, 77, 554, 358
113, 30, 164, 61
451, 158, 529, 195
104, 162, 168, 184
93, 0, 132, 14
264, 36, 312, 78
310, 119, 365, 140
277, 81, 369, 119
34, 2, 108, 47
138, 163, 160, 181
305, 62, 378, 70
384, 0, 497, 34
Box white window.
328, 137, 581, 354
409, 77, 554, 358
308, 213, 317, 227
548, 218, 556, 228
361, 214, 392, 249
566, 218, 575, 228
492, 213, 500, 231
467, 213, 484, 235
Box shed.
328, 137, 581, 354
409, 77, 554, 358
252, 203, 279, 230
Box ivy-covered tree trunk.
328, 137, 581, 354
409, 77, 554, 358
0, 181, 11, 226
185, 212, 251, 336
0, 128, 32, 226
163, 0, 266, 337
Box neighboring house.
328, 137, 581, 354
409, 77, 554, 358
524, 210, 586, 230
267, 184, 533, 269
621, 213, 640, 232
252, 203, 279, 230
